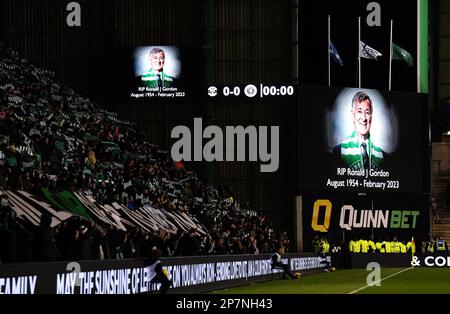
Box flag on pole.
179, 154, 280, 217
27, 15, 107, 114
393, 43, 414, 67
329, 42, 343, 66
359, 41, 382, 60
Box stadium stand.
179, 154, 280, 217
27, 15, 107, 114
431, 142, 450, 244
0, 46, 290, 263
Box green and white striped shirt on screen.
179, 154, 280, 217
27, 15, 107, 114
339, 131, 384, 171
141, 71, 174, 88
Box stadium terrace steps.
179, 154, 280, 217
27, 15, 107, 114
431, 176, 450, 212
433, 212, 450, 244
435, 217, 450, 224
434, 211, 450, 221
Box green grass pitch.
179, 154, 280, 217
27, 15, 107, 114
209, 268, 450, 294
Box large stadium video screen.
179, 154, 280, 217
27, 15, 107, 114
107, 46, 205, 104
298, 86, 428, 194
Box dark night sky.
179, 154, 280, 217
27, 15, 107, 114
299, 0, 418, 92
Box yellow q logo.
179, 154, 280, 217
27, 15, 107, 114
311, 199, 332, 232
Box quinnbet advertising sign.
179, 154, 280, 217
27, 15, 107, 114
302, 194, 429, 251
311, 199, 419, 232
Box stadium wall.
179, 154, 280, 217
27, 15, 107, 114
439, 0, 450, 103
207, 0, 294, 232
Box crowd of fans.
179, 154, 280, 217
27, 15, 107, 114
0, 46, 290, 263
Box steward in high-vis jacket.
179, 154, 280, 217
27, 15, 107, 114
375, 241, 386, 253
406, 239, 416, 254
349, 239, 356, 253
320, 238, 330, 254
427, 239, 436, 254
368, 239, 376, 253
359, 239, 369, 253
436, 237, 448, 254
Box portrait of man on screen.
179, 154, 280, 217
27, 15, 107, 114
138, 47, 176, 88
332, 91, 385, 172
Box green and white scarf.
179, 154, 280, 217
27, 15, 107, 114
340, 131, 384, 170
